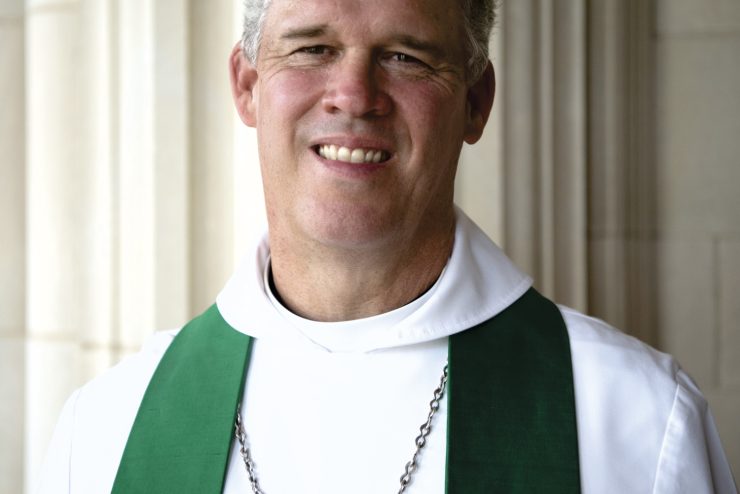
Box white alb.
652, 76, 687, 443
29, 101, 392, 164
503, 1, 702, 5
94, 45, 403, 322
37, 208, 737, 494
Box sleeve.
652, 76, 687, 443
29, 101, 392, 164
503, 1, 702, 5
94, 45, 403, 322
34, 389, 80, 494
653, 370, 738, 494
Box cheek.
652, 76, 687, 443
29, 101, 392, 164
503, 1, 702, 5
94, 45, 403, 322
258, 70, 326, 121
256, 72, 326, 170
402, 76, 465, 119
395, 84, 467, 200
395, 83, 468, 152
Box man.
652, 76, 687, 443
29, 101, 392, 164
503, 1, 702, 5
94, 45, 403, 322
38, 0, 737, 492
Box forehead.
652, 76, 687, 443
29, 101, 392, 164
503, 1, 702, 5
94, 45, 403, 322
262, 0, 466, 47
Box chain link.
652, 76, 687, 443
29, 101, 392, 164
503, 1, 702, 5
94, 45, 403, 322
398, 363, 448, 494
234, 403, 266, 494
234, 363, 449, 494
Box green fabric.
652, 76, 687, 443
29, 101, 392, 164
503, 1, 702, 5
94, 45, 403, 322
446, 288, 581, 493
113, 288, 579, 493
112, 305, 252, 493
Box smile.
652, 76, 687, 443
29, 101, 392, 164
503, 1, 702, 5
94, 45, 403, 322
315, 144, 391, 164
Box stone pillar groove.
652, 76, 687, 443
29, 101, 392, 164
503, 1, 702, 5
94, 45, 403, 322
502, 0, 542, 282
118, 0, 189, 349
189, 0, 235, 314
501, 0, 588, 310
587, 0, 657, 345
24, 0, 90, 490
1, 1, 27, 491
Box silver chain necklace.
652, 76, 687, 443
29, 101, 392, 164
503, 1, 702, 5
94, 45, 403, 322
234, 363, 449, 494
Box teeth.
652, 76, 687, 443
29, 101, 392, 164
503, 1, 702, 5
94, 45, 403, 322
350, 148, 365, 163
318, 144, 389, 164
337, 146, 351, 162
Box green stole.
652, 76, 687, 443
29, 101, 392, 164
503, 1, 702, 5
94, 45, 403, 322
112, 288, 580, 493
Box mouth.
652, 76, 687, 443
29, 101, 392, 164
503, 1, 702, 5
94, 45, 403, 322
314, 144, 391, 164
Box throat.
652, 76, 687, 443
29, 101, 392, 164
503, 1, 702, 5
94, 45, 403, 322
267, 249, 452, 323
266, 215, 456, 322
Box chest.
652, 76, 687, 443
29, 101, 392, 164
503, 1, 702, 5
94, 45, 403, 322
222, 340, 450, 493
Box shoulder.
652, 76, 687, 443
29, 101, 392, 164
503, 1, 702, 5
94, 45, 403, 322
38, 328, 180, 493
560, 304, 685, 436
77, 328, 180, 408
560, 305, 680, 389
559, 306, 736, 493
74, 327, 180, 426
559, 305, 685, 440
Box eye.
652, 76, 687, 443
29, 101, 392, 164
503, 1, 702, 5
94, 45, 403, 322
296, 45, 329, 56
386, 52, 433, 71
391, 52, 422, 64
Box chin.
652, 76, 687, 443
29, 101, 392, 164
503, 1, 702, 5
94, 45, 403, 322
302, 205, 399, 251
310, 221, 395, 250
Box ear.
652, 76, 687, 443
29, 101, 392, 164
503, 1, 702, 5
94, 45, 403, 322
463, 61, 495, 144
229, 42, 259, 127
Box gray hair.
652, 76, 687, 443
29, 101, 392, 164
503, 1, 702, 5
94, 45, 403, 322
241, 0, 497, 82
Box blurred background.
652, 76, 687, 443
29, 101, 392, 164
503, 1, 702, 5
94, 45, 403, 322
1, 0, 739, 492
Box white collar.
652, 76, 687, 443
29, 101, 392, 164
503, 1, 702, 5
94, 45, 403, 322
216, 207, 532, 353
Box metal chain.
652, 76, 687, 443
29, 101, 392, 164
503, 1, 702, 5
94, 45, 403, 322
398, 363, 448, 494
234, 402, 266, 494
234, 363, 449, 494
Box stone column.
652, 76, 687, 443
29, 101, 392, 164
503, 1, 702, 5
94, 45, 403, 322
498, 0, 588, 310
653, 0, 740, 474
20, 0, 271, 489
0, 1, 26, 491
77, 0, 118, 383
117, 0, 189, 352
25, 0, 191, 489
24, 0, 89, 489
550, 0, 587, 310
24, 0, 119, 488
189, 0, 236, 314
500, 0, 540, 279
587, 0, 657, 344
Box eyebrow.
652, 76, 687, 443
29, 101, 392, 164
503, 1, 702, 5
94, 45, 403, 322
280, 24, 330, 40
391, 34, 447, 59
278, 25, 448, 59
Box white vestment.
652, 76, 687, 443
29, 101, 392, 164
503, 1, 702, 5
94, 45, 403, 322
37, 209, 737, 494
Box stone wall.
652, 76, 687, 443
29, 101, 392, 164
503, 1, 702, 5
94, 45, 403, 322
0, 2, 26, 492
654, 0, 740, 474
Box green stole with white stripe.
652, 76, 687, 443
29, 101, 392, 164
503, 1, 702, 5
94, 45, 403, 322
111, 288, 580, 493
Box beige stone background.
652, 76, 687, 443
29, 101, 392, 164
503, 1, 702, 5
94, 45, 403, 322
1, 0, 738, 492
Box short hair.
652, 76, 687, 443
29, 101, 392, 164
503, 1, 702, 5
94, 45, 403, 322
240, 0, 497, 82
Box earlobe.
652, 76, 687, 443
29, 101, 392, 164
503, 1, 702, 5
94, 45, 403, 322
229, 42, 259, 127
463, 62, 495, 144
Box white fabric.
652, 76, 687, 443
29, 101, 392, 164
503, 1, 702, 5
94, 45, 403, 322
37, 209, 737, 494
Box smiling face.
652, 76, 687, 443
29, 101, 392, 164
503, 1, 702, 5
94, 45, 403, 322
232, 0, 493, 253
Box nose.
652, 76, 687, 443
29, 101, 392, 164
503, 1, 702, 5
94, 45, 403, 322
321, 52, 392, 118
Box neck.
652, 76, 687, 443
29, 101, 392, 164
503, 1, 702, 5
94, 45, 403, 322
269, 213, 456, 322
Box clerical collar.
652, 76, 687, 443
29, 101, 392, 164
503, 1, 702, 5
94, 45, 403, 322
216, 206, 533, 353
262, 255, 445, 353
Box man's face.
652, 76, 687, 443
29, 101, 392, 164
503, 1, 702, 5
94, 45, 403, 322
234, 0, 492, 250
